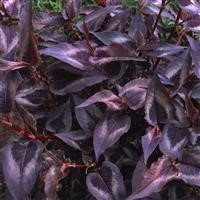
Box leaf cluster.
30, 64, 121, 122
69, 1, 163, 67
1, 0, 200, 199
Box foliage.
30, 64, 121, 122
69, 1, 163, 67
1, 0, 200, 199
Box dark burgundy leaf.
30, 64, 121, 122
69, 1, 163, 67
44, 165, 67, 200
162, 49, 191, 92
92, 31, 133, 46
101, 61, 128, 80
189, 127, 200, 145
132, 156, 147, 192
33, 12, 65, 29
178, 147, 200, 168
62, 0, 82, 20
2, 140, 44, 199
119, 78, 150, 110
93, 111, 131, 160
50, 72, 108, 95
0, 59, 29, 71
178, 0, 200, 15
142, 126, 161, 164
40, 41, 95, 70
86, 161, 126, 200
190, 82, 200, 100
17, 0, 39, 65
178, 90, 199, 123
157, 73, 174, 86
76, 6, 115, 32
187, 35, 200, 78
46, 101, 72, 133
172, 100, 190, 128
183, 15, 200, 32
0, 73, 13, 113
38, 28, 68, 43
15, 82, 47, 108
0, 0, 22, 58
74, 95, 103, 135
76, 90, 124, 111
13, 104, 37, 134
142, 42, 185, 58
55, 130, 88, 150
127, 156, 177, 200
0, 24, 18, 59
140, 0, 176, 20
128, 13, 147, 48
175, 163, 200, 187
90, 43, 143, 65
159, 124, 189, 159
145, 75, 174, 126
105, 9, 130, 32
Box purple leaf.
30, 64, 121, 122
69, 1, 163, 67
172, 100, 190, 128
159, 124, 189, 159
127, 156, 178, 200
162, 49, 191, 92
40, 41, 95, 70
76, 90, 124, 111
50, 72, 108, 95
132, 156, 147, 192
105, 9, 130, 32
0, 59, 29, 71
142, 126, 161, 164
15, 82, 48, 108
86, 161, 127, 200
2, 140, 44, 199
33, 12, 65, 29
0, 73, 13, 113
55, 130, 88, 150
178, 147, 200, 168
62, 0, 82, 20
16, 0, 39, 65
183, 15, 200, 32
145, 75, 174, 126
187, 35, 200, 78
142, 42, 185, 58
74, 95, 103, 135
76, 6, 115, 32
140, 0, 176, 20
0, 0, 23, 58
189, 128, 200, 145
46, 101, 72, 133
90, 43, 143, 65
128, 13, 147, 48
44, 166, 67, 200
13, 104, 37, 135
119, 78, 150, 110
178, 0, 200, 15
93, 111, 131, 160
0, 25, 18, 59
92, 31, 133, 46
175, 163, 200, 187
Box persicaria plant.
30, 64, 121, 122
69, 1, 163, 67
1, 0, 200, 199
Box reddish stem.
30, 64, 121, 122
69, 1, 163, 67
1, 118, 56, 141
61, 162, 96, 173
176, 29, 186, 45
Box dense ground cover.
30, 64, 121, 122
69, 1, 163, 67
1, 0, 200, 199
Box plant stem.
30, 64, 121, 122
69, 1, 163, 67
0, 118, 56, 141
152, 0, 171, 33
